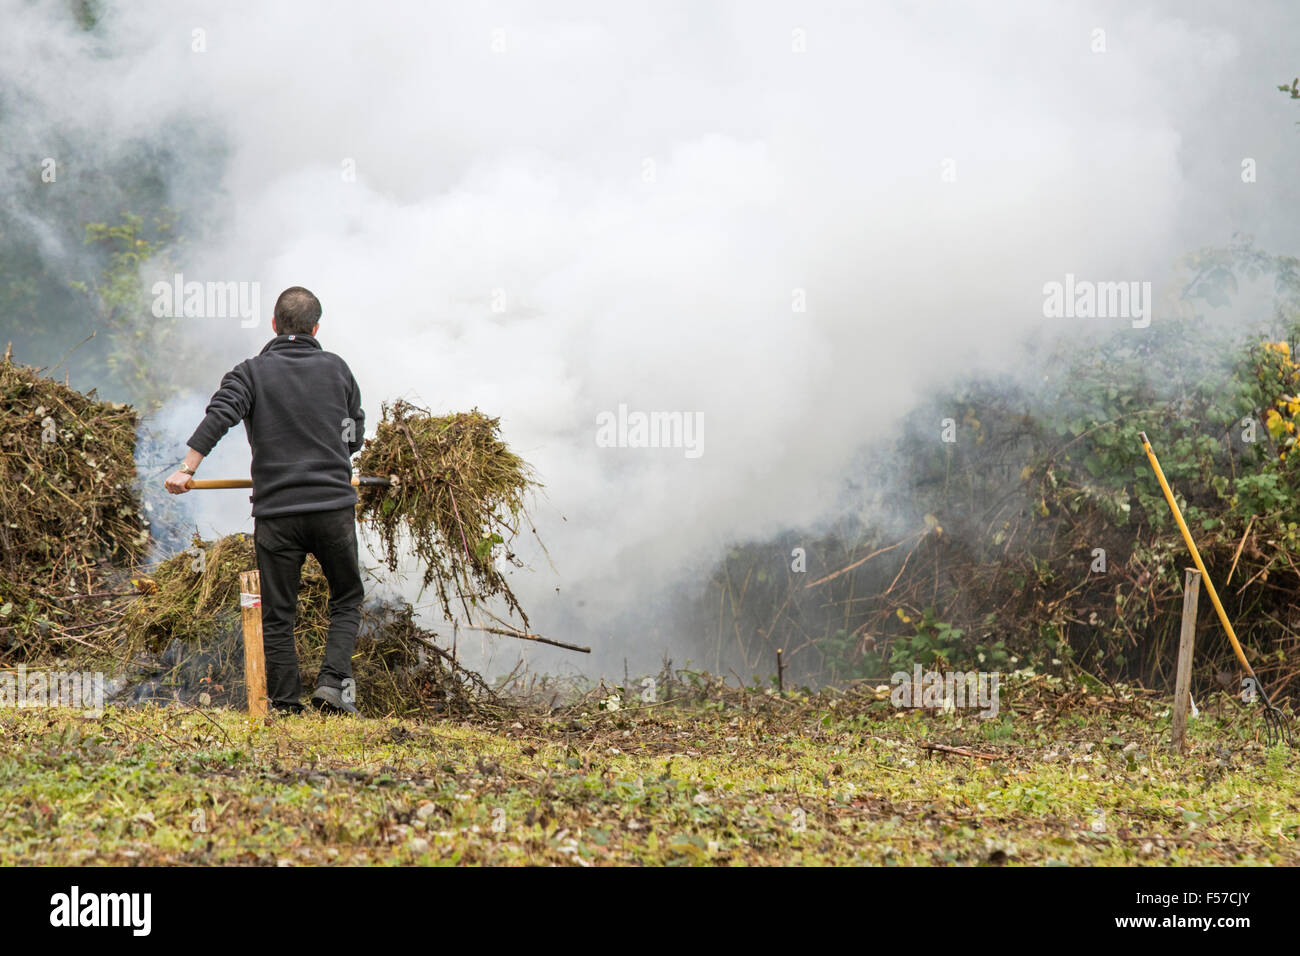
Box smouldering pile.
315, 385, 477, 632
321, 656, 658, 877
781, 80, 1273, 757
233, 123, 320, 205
118, 533, 492, 716
356, 401, 540, 626
0, 348, 146, 657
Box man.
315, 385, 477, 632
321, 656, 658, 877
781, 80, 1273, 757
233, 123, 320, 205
165, 286, 365, 715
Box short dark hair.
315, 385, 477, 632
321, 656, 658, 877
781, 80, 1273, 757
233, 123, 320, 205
273, 286, 322, 335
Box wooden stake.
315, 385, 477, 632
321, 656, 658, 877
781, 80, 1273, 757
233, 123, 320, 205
776, 648, 785, 694
239, 570, 268, 719
1171, 567, 1200, 754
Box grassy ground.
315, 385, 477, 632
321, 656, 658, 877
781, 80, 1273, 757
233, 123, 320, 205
0, 672, 1296, 865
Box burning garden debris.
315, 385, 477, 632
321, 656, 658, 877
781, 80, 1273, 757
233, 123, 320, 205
117, 533, 497, 716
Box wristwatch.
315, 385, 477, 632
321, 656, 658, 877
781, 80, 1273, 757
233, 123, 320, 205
179, 464, 196, 476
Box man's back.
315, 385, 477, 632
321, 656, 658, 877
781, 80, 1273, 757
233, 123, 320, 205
187, 332, 365, 517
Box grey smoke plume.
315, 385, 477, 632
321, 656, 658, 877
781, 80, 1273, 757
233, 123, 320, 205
5, 0, 1300, 676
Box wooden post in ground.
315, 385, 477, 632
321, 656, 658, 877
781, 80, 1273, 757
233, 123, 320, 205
1171, 567, 1200, 753
239, 570, 268, 719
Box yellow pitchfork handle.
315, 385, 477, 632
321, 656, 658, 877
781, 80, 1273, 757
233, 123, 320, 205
1139, 431, 1254, 676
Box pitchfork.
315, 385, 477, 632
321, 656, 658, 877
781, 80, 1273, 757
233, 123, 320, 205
1140, 432, 1295, 747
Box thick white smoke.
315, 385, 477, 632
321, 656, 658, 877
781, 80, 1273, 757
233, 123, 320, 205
6, 0, 1300, 675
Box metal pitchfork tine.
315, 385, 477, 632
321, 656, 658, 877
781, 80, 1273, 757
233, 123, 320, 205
1140, 432, 1296, 748
1258, 683, 1296, 747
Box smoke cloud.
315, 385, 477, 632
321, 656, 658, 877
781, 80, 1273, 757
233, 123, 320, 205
5, 0, 1300, 675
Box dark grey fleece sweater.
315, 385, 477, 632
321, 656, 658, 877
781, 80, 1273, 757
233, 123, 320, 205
187, 334, 364, 518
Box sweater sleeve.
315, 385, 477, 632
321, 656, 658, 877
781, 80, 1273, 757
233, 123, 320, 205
346, 371, 365, 456
187, 362, 254, 455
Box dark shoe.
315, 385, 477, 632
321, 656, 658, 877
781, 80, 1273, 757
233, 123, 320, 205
311, 685, 358, 715
269, 701, 305, 718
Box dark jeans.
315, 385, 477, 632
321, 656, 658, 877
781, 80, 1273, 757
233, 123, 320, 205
253, 506, 364, 710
